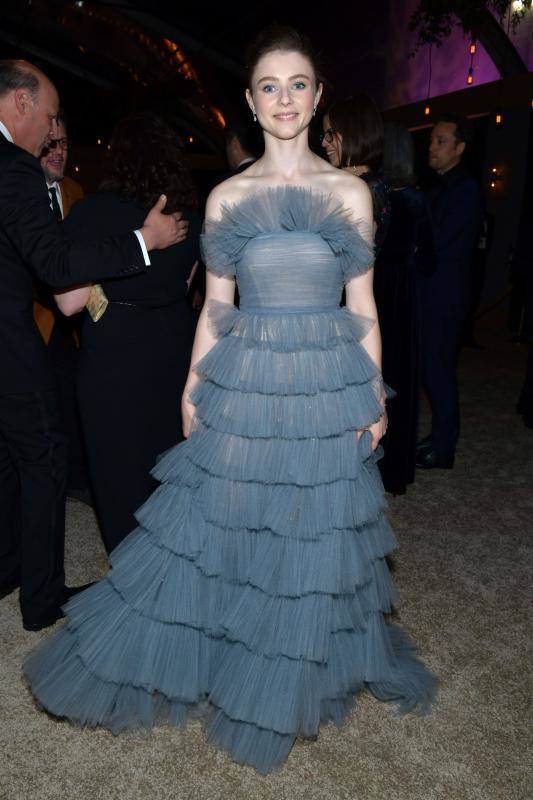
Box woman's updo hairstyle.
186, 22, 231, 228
245, 24, 323, 89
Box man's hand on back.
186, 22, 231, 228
140, 195, 189, 251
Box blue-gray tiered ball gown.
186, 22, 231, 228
24, 186, 436, 774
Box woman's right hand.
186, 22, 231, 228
181, 389, 196, 439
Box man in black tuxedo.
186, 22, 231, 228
0, 60, 188, 631
417, 115, 482, 469
36, 111, 91, 505
214, 118, 262, 187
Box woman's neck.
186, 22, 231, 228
254, 130, 319, 182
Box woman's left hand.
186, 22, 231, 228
358, 410, 387, 451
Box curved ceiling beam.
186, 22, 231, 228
464, 8, 527, 77
116, 2, 246, 80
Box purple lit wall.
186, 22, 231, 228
383, 2, 533, 109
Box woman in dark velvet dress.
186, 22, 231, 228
55, 115, 200, 552
321, 93, 390, 253
374, 123, 436, 494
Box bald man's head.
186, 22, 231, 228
0, 60, 59, 156
0, 60, 43, 101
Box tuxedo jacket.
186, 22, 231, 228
33, 175, 85, 344
33, 175, 83, 344
0, 133, 147, 395
423, 165, 482, 312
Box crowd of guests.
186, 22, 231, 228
0, 55, 500, 633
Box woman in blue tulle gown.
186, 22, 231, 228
24, 25, 436, 774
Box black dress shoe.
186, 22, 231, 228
416, 435, 432, 453
416, 449, 455, 470
23, 607, 64, 632
23, 584, 94, 632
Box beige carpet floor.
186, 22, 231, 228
1, 319, 531, 800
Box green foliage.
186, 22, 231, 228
409, 0, 531, 53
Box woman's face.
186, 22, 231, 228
246, 49, 322, 141
321, 114, 343, 167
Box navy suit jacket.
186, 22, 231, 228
0, 132, 147, 394
424, 165, 482, 312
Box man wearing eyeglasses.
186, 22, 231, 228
40, 118, 82, 221
34, 113, 91, 507
34, 115, 83, 343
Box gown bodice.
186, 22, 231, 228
238, 231, 343, 311
200, 185, 374, 312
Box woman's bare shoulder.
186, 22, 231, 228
205, 175, 253, 221
325, 170, 373, 221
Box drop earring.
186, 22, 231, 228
252, 108, 257, 122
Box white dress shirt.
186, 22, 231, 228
47, 180, 64, 219
0, 120, 14, 142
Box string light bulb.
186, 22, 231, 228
489, 166, 502, 190
424, 44, 432, 121
495, 112, 503, 126
467, 39, 476, 86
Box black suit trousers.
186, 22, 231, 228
0, 388, 67, 622
421, 307, 465, 456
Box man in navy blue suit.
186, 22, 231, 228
417, 115, 482, 469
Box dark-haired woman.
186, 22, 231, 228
54, 114, 200, 552
374, 123, 436, 494
321, 93, 390, 253
26, 28, 435, 773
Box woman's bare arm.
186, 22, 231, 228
340, 177, 387, 448
186, 260, 199, 292
54, 284, 91, 316
181, 188, 236, 438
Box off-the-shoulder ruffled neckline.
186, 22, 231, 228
199, 182, 374, 278
205, 183, 355, 225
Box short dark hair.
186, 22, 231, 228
0, 60, 39, 102
434, 113, 474, 147
56, 108, 68, 131
382, 123, 416, 189
245, 24, 323, 88
224, 117, 263, 158
101, 113, 198, 212
327, 93, 384, 172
